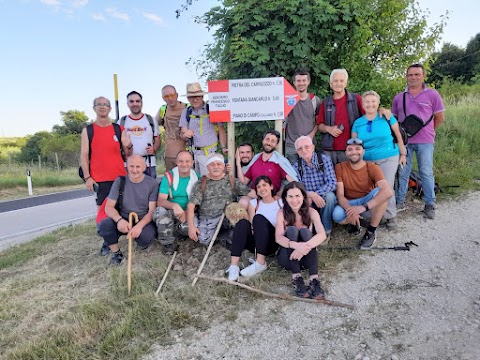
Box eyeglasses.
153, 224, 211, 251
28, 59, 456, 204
346, 138, 363, 145
163, 94, 177, 100
94, 103, 111, 107
367, 120, 372, 133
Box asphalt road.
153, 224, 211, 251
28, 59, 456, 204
0, 190, 97, 251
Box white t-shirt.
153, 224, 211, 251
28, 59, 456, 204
249, 198, 283, 227
119, 114, 159, 167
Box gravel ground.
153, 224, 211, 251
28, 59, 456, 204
145, 192, 480, 360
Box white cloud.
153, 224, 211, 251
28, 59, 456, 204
106, 8, 129, 21
142, 12, 165, 26
72, 0, 88, 8
92, 13, 105, 21
40, 0, 61, 6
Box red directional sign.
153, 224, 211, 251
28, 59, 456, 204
207, 77, 299, 122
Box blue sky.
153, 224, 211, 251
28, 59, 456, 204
0, 0, 478, 137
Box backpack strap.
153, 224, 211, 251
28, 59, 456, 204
165, 171, 174, 199
145, 114, 155, 136
86, 124, 94, 162
112, 123, 124, 160
159, 105, 167, 124
402, 93, 434, 127
310, 93, 320, 117
116, 176, 126, 212
119, 115, 127, 127
297, 157, 304, 180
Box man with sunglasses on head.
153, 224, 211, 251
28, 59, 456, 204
294, 136, 337, 242
179, 82, 227, 176
156, 85, 189, 171
237, 129, 298, 197
119, 91, 160, 178
333, 138, 393, 249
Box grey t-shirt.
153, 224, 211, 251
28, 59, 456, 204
284, 96, 317, 148
108, 175, 158, 219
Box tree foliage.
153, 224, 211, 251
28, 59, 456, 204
190, 0, 445, 147
18, 131, 52, 163
40, 134, 81, 167
52, 110, 89, 136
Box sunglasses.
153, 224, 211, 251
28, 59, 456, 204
163, 94, 177, 100
367, 120, 372, 133
346, 138, 363, 145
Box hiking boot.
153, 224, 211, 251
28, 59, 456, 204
240, 260, 267, 278
385, 218, 397, 231
100, 242, 110, 256
423, 204, 435, 219
348, 224, 361, 235
110, 251, 124, 265
292, 276, 308, 298
307, 278, 325, 300
161, 242, 178, 255
396, 202, 406, 212
360, 230, 377, 249
226, 264, 240, 281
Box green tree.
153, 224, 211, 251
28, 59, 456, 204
189, 0, 445, 147
52, 110, 89, 136
465, 33, 480, 81
18, 131, 52, 163
430, 43, 467, 84
40, 134, 80, 167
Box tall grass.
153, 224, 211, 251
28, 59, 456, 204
433, 96, 480, 193
0, 164, 82, 189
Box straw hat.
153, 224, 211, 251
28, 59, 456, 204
183, 82, 208, 97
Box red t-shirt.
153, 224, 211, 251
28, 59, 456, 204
316, 94, 364, 150
90, 123, 126, 182
245, 156, 287, 193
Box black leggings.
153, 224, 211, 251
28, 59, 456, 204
230, 215, 278, 257
277, 227, 318, 276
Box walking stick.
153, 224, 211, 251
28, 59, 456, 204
191, 213, 225, 286
127, 211, 139, 295
155, 251, 177, 296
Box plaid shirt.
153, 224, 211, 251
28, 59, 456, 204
294, 152, 337, 197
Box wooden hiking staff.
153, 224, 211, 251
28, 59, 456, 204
195, 275, 354, 309
191, 213, 225, 286
155, 251, 177, 295
127, 211, 139, 295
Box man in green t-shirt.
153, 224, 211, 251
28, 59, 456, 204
153, 151, 199, 254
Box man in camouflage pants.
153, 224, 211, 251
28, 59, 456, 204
153, 151, 199, 255
186, 153, 252, 246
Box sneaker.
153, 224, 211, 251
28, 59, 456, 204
226, 264, 240, 281
292, 276, 308, 298
348, 224, 361, 235
423, 204, 435, 219
396, 202, 406, 212
360, 230, 377, 249
161, 242, 178, 255
240, 260, 267, 277
307, 278, 325, 300
100, 242, 110, 256
110, 251, 124, 265
384, 218, 397, 231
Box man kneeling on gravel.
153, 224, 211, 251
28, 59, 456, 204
333, 138, 393, 249
186, 153, 252, 246
153, 151, 199, 255
99, 155, 159, 265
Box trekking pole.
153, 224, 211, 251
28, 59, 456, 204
127, 211, 139, 295
320, 241, 419, 252
191, 213, 225, 286
155, 251, 177, 295
147, 143, 152, 177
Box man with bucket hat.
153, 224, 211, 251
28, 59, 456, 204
179, 82, 227, 176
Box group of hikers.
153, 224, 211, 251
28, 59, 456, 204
80, 64, 445, 299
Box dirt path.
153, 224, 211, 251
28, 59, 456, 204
146, 192, 480, 360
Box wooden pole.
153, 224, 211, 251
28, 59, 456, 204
38, 155, 41, 170
195, 275, 354, 309
55, 153, 60, 171
127, 212, 139, 295
114, 74, 120, 121
227, 122, 235, 166
191, 213, 225, 286
155, 251, 177, 295
275, 119, 283, 154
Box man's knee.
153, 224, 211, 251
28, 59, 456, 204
332, 205, 347, 223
